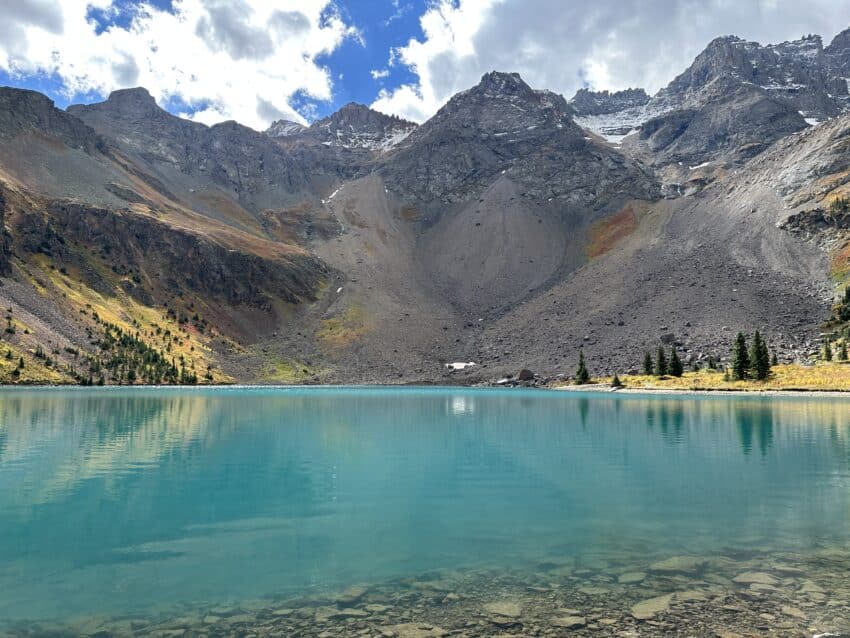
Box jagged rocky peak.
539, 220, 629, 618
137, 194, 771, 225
827, 26, 850, 52
308, 102, 417, 150
104, 87, 159, 109
428, 71, 575, 133
266, 119, 307, 138
826, 26, 850, 74
0, 87, 101, 150
570, 88, 650, 116
658, 33, 846, 118
475, 71, 535, 96
68, 87, 161, 120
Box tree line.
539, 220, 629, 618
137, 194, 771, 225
574, 330, 779, 385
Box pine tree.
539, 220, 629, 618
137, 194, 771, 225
669, 347, 684, 377
840, 340, 848, 362
575, 350, 590, 385
749, 331, 771, 380
732, 332, 749, 380
824, 337, 833, 362
771, 351, 778, 366
655, 346, 668, 377
643, 351, 653, 375
611, 372, 623, 388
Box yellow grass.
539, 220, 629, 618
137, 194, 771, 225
262, 359, 317, 384
316, 305, 371, 350
33, 257, 232, 384
596, 364, 850, 392
0, 341, 72, 384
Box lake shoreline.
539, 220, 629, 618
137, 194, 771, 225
3, 381, 850, 398
553, 384, 850, 397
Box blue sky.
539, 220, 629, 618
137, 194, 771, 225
0, 0, 431, 125
1, 0, 848, 129
317, 1, 426, 116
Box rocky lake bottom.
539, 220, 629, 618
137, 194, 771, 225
5, 547, 850, 637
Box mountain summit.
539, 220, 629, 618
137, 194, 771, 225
306, 103, 417, 151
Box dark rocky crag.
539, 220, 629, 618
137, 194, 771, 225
622, 79, 808, 166
0, 190, 11, 275
570, 88, 650, 116
655, 34, 849, 119
383, 72, 658, 207
578, 29, 850, 169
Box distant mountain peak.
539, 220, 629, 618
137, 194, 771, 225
266, 119, 306, 138
104, 87, 159, 110
570, 88, 650, 117
470, 71, 536, 99
314, 102, 413, 129
67, 86, 169, 128
262, 102, 418, 151
827, 25, 850, 53
430, 70, 572, 133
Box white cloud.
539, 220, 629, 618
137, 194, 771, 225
372, 0, 850, 122
370, 68, 390, 80
0, 0, 359, 130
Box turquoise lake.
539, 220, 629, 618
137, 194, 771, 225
1, 387, 850, 632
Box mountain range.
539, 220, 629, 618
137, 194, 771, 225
1, 27, 849, 384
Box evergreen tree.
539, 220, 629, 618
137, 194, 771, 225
771, 351, 778, 366
643, 351, 653, 375
669, 347, 684, 377
840, 340, 848, 362
840, 286, 850, 321
611, 372, 623, 388
824, 337, 833, 362
732, 332, 749, 380
749, 331, 771, 380
655, 346, 668, 377
575, 350, 590, 385
708, 355, 716, 370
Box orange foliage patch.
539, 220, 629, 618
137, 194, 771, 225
587, 205, 638, 259
830, 240, 850, 278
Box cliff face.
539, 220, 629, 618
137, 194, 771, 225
381, 72, 658, 207
15, 201, 326, 308
622, 80, 808, 166
570, 88, 650, 116
0, 190, 10, 275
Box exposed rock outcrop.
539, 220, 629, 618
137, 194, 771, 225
68, 88, 334, 213
265, 119, 307, 138
656, 34, 848, 119
305, 103, 417, 151
570, 88, 650, 116
0, 87, 103, 152
623, 80, 807, 165
826, 26, 850, 75
381, 71, 658, 207
0, 190, 10, 275
578, 29, 850, 163
18, 201, 326, 307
